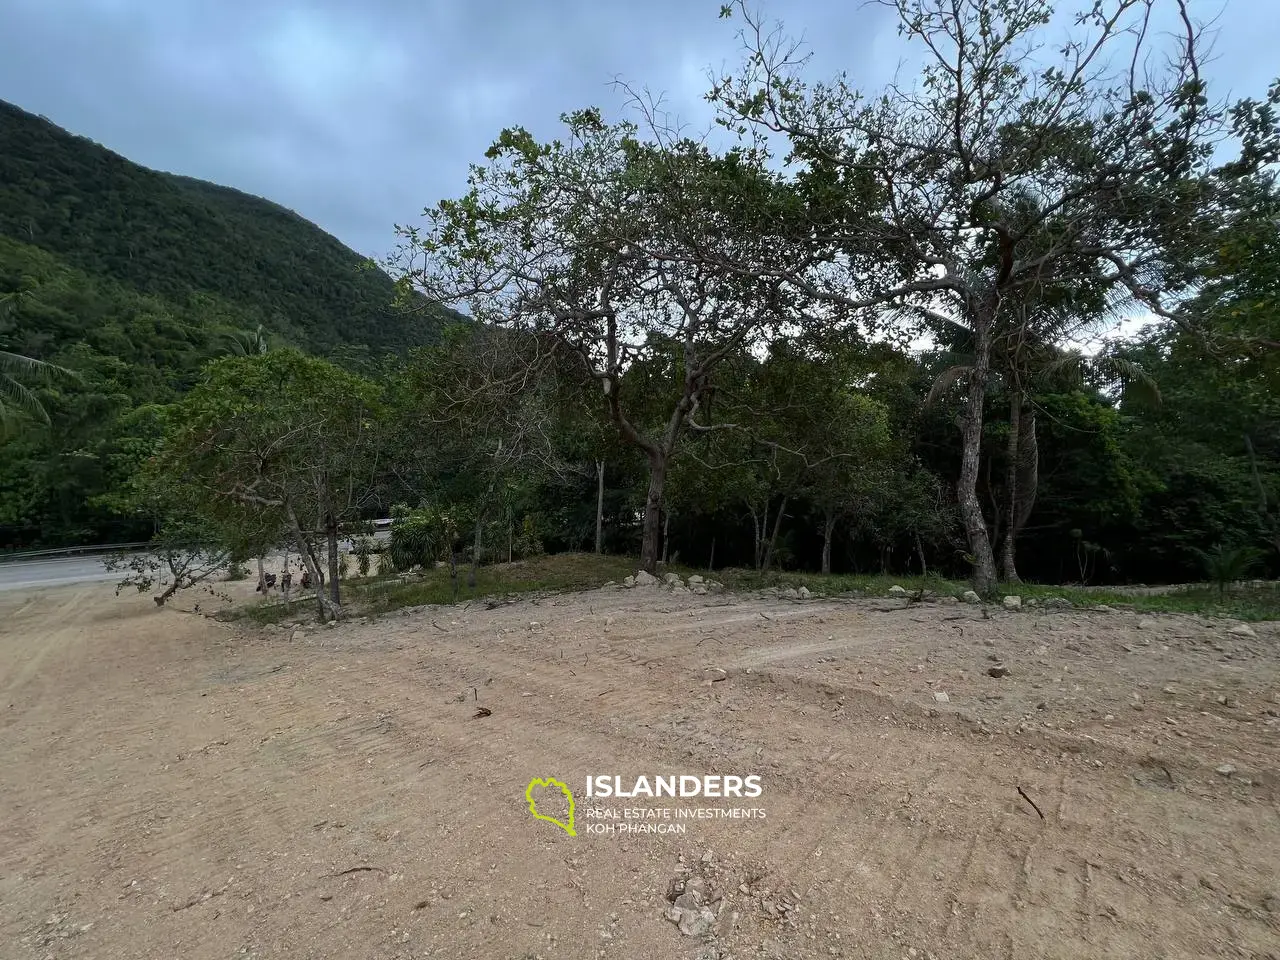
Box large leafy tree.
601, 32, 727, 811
713, 0, 1266, 592
389, 107, 810, 572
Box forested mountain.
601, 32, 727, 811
0, 100, 455, 354
0, 101, 459, 548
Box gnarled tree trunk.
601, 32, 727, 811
999, 390, 1023, 583
639, 454, 667, 573
958, 313, 999, 595
287, 502, 338, 621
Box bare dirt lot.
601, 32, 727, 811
2, 578, 1278, 959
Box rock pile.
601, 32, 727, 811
621, 570, 724, 595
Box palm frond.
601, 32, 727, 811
925, 364, 973, 406
0, 375, 51, 428
0, 351, 79, 434
0, 350, 76, 383
1089, 355, 1161, 407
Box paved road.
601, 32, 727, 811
0, 556, 119, 592
0, 531, 391, 593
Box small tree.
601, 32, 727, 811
156, 350, 383, 620
1194, 542, 1263, 599
105, 517, 231, 607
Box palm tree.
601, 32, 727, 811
1, 285, 78, 435
223, 323, 272, 357
0, 350, 73, 435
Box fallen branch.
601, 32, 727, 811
325, 866, 387, 878
1017, 785, 1045, 820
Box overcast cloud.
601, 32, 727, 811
1, 0, 1274, 260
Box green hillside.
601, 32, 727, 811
0, 101, 457, 549
0, 99, 455, 354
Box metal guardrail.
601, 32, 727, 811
0, 542, 151, 563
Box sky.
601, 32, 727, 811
1, 0, 1276, 264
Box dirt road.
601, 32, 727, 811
1, 579, 1277, 959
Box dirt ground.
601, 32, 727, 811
2, 576, 1278, 960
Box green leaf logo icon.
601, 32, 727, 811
525, 777, 576, 836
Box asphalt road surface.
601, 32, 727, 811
0, 531, 391, 594
0, 556, 118, 592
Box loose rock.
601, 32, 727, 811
962, 590, 981, 604
1227, 624, 1257, 638
1216, 764, 1237, 777
888, 585, 908, 597
1002, 596, 1022, 610
987, 665, 1010, 678
934, 691, 950, 703
634, 570, 659, 587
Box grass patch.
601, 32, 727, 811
222, 554, 1280, 623
695, 567, 1280, 620
700, 567, 967, 598
223, 597, 318, 625
343, 552, 639, 614
1014, 581, 1280, 622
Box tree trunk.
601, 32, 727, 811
763, 495, 788, 573
749, 504, 768, 571
287, 502, 337, 620
639, 454, 667, 573
256, 555, 266, 592
707, 537, 715, 572
1015, 408, 1039, 533
821, 511, 835, 575
595, 460, 605, 554
957, 316, 999, 595
154, 580, 180, 606
470, 516, 482, 589
326, 515, 341, 606
915, 533, 928, 577
999, 390, 1023, 583
661, 510, 671, 565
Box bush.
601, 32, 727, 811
226, 560, 249, 581
388, 503, 467, 571
353, 536, 374, 576
512, 513, 546, 560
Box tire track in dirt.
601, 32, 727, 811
4, 585, 1280, 959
